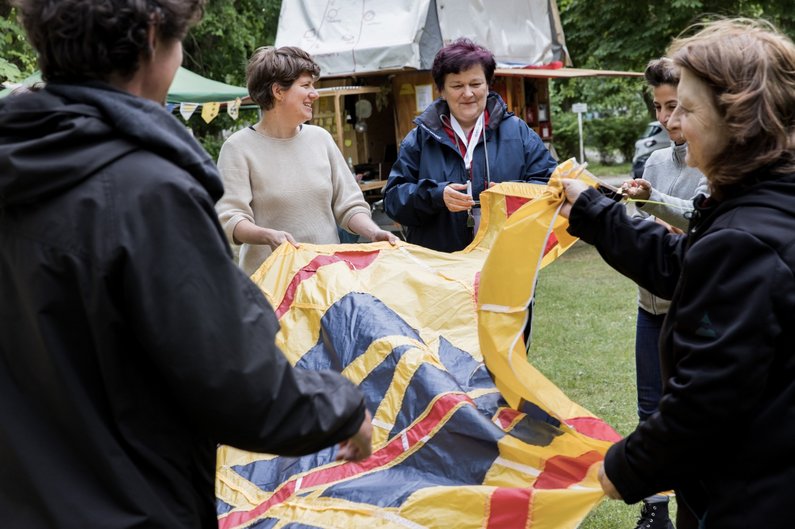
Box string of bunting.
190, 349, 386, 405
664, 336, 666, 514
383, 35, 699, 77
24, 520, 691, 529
165, 97, 243, 124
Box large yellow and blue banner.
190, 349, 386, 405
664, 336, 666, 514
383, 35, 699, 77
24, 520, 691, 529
216, 160, 618, 529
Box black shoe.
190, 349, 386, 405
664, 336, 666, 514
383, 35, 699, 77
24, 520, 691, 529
634, 499, 675, 529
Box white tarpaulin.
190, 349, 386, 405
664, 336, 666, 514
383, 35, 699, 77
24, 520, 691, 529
275, 0, 568, 76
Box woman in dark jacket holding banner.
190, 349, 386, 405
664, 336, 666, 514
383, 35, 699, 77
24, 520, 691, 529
0, 1, 370, 528
560, 19, 795, 528
384, 38, 557, 252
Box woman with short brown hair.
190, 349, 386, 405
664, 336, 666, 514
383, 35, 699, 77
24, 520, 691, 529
217, 46, 397, 276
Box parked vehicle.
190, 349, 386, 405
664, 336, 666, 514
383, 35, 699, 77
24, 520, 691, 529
631, 121, 670, 178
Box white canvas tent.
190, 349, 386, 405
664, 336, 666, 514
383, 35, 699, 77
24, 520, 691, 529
275, 0, 569, 76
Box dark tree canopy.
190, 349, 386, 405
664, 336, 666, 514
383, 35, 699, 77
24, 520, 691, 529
559, 0, 795, 70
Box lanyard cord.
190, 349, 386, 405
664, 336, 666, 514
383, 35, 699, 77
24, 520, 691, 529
450, 113, 490, 195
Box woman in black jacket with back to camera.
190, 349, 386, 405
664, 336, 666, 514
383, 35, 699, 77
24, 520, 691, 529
0, 1, 371, 528
560, 18, 795, 529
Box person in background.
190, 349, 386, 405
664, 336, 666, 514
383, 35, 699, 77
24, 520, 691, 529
383, 38, 557, 253
216, 46, 397, 277
560, 18, 795, 529
0, 2, 371, 528
619, 57, 708, 529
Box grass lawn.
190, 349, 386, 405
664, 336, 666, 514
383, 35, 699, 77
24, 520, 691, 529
530, 240, 679, 528
583, 161, 632, 178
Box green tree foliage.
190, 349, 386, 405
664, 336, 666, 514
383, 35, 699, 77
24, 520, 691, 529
552, 0, 795, 165
559, 0, 795, 71
183, 0, 282, 85
180, 0, 282, 156
0, 4, 37, 83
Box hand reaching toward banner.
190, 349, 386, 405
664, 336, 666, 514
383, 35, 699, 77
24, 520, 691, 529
336, 408, 373, 461
598, 463, 622, 500
559, 178, 590, 218
620, 178, 652, 201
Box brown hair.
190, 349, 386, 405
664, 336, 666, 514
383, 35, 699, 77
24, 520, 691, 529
643, 57, 679, 87
13, 0, 205, 83
668, 18, 795, 197
246, 46, 320, 111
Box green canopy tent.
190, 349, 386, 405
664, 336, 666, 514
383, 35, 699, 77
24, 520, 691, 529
0, 66, 250, 105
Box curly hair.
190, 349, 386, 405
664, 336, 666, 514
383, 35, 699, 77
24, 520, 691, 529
668, 18, 795, 197
643, 57, 679, 87
431, 38, 496, 91
13, 0, 205, 82
246, 46, 320, 111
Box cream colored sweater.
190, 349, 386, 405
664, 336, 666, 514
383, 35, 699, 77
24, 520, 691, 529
216, 124, 371, 275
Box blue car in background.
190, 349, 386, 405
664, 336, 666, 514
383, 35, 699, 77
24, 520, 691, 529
631, 121, 670, 178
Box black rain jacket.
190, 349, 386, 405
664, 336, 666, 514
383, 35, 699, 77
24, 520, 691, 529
567, 174, 795, 528
0, 82, 365, 529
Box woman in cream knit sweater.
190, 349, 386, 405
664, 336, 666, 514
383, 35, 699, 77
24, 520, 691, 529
217, 46, 396, 276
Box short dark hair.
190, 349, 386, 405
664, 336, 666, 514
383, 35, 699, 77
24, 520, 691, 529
643, 57, 679, 87
246, 46, 320, 111
13, 0, 205, 83
669, 18, 795, 197
431, 38, 496, 91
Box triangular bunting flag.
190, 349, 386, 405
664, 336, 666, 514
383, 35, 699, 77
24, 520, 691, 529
201, 102, 220, 124
179, 102, 198, 121
227, 97, 241, 120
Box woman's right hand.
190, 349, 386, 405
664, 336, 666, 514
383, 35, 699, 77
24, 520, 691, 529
443, 183, 475, 212
232, 219, 299, 251
620, 178, 652, 200
261, 228, 300, 251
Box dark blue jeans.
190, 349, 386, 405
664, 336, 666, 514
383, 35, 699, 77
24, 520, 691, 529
635, 307, 667, 421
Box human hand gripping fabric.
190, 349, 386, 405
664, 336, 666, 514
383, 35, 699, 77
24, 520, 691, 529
620, 178, 652, 201
262, 227, 300, 251
598, 463, 623, 500
443, 183, 475, 212
370, 229, 399, 245
336, 409, 373, 461
558, 178, 590, 218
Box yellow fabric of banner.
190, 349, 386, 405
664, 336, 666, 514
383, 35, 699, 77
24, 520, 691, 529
216, 159, 614, 529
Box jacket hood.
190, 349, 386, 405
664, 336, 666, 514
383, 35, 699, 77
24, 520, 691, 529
414, 91, 511, 134
726, 172, 795, 214
0, 81, 223, 208
693, 172, 795, 235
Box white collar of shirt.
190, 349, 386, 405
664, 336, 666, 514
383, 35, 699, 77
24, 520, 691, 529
450, 112, 484, 170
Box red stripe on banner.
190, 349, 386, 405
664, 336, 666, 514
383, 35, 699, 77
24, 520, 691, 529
565, 417, 621, 442
218, 392, 473, 529
494, 407, 522, 430
486, 487, 533, 529
542, 233, 559, 256
505, 196, 531, 217
275, 250, 380, 318
534, 450, 602, 490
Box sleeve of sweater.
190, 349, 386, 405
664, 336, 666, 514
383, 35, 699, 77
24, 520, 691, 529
216, 134, 256, 244
323, 131, 371, 231
639, 152, 709, 230
643, 188, 695, 231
